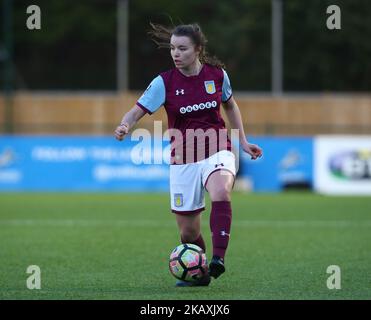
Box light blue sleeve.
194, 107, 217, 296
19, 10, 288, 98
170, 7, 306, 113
222, 69, 233, 103
137, 76, 165, 114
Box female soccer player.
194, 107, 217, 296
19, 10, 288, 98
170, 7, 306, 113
115, 23, 262, 286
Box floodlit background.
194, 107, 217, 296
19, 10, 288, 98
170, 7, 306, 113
0, 0, 370, 299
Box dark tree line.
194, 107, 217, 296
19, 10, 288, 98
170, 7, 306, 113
1, 0, 370, 92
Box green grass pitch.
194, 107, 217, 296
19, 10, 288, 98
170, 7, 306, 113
0, 192, 370, 300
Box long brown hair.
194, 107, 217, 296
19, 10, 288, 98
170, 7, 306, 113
148, 22, 225, 69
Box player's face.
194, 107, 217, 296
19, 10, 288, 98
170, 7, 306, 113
170, 35, 200, 69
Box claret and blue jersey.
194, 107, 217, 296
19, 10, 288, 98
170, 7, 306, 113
136, 64, 233, 164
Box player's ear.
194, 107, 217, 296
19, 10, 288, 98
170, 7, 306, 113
195, 45, 202, 55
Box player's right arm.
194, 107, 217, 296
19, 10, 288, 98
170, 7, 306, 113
114, 75, 165, 141
115, 105, 146, 141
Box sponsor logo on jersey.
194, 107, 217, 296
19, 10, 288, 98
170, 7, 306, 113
176, 89, 185, 95
204, 81, 216, 94
179, 100, 217, 114
174, 193, 183, 207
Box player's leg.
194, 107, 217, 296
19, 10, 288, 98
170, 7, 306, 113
202, 150, 236, 279
205, 169, 234, 278
170, 163, 206, 252
174, 212, 210, 287
175, 212, 206, 252
170, 163, 210, 286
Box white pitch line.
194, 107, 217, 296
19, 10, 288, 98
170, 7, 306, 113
0, 219, 370, 228
236, 220, 371, 227
0, 219, 174, 227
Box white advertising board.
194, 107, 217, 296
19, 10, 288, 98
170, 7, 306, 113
314, 136, 371, 195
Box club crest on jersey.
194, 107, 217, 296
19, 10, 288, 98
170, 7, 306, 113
174, 193, 183, 207
204, 81, 216, 94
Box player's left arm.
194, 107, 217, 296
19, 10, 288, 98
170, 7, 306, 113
222, 97, 263, 160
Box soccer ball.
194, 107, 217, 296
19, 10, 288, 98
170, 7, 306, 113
169, 243, 208, 282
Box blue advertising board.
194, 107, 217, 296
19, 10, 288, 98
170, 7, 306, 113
239, 137, 313, 192
0, 136, 170, 191
0, 136, 313, 192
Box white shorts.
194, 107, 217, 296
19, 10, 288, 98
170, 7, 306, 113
170, 150, 236, 215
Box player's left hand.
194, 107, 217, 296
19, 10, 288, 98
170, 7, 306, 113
242, 142, 263, 160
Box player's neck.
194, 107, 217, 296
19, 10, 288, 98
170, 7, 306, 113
178, 60, 203, 77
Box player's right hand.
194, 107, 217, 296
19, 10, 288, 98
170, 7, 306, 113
114, 123, 129, 141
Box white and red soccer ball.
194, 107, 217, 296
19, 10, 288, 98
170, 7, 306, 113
169, 243, 208, 282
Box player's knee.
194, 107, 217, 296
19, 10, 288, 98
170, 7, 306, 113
210, 185, 231, 201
